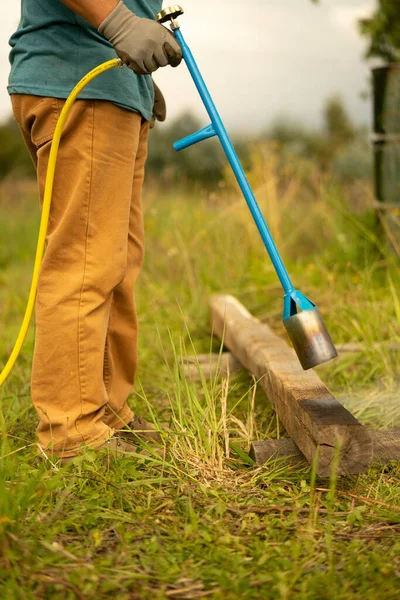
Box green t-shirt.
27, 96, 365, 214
8, 0, 162, 122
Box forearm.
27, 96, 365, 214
60, 0, 119, 28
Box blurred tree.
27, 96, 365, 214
324, 95, 356, 149
0, 117, 34, 181
267, 118, 308, 147
359, 0, 400, 62
146, 112, 226, 188
265, 95, 368, 177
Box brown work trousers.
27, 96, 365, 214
11, 95, 149, 458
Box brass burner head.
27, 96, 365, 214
156, 5, 184, 24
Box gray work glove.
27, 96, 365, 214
98, 1, 182, 75
150, 81, 166, 127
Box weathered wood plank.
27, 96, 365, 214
182, 341, 400, 380
336, 341, 400, 354
250, 430, 400, 468
180, 353, 242, 381
210, 295, 373, 476
371, 429, 400, 462
250, 438, 306, 467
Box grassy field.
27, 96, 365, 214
0, 151, 400, 599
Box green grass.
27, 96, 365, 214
0, 162, 400, 599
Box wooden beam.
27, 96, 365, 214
182, 341, 400, 380
250, 430, 400, 468
250, 438, 306, 467
371, 429, 400, 463
336, 341, 400, 354
372, 201, 400, 212
210, 295, 373, 477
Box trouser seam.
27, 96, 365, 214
76, 100, 95, 433
103, 337, 111, 392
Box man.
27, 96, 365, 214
8, 0, 182, 461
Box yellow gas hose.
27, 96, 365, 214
0, 58, 122, 387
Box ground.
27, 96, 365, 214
0, 165, 399, 599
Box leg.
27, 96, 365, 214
11, 94, 143, 457
103, 120, 150, 430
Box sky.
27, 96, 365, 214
0, 0, 377, 132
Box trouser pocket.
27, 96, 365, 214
10, 94, 59, 149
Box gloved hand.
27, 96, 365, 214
98, 1, 182, 75
151, 81, 166, 127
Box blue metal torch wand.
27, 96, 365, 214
156, 6, 338, 370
